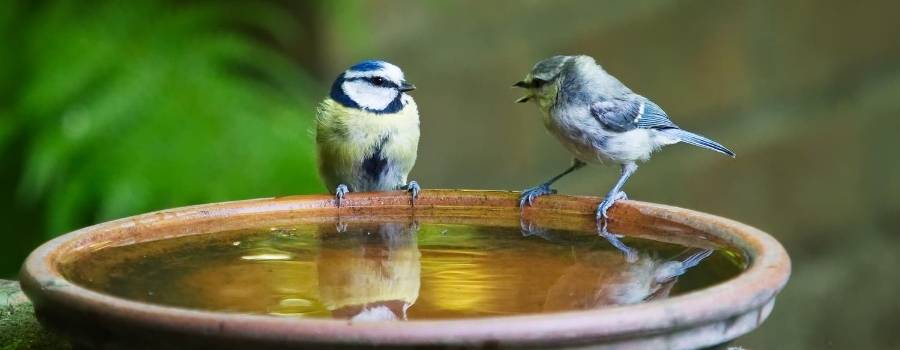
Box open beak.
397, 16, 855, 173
399, 82, 416, 92
513, 80, 531, 103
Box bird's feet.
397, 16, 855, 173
519, 217, 550, 238
335, 220, 348, 233
404, 181, 421, 205
596, 191, 628, 225
334, 184, 350, 207
519, 183, 557, 207
597, 223, 638, 263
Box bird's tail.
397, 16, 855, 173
663, 129, 736, 158
653, 248, 715, 283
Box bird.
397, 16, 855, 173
317, 222, 421, 321
543, 248, 714, 311
316, 60, 421, 207
513, 55, 734, 226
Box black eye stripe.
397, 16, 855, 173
345, 77, 399, 89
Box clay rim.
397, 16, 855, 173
20, 190, 791, 346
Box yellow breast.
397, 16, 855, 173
315, 98, 420, 191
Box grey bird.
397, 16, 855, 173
514, 55, 734, 225
543, 248, 714, 311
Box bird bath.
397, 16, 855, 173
20, 190, 790, 349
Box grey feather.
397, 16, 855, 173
654, 249, 714, 283
661, 128, 736, 157
530, 55, 574, 82
590, 98, 678, 132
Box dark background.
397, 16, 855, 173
2, 1, 899, 348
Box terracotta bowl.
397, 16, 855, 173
20, 190, 790, 349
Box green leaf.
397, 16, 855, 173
5, 0, 334, 237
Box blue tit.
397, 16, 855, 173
316, 60, 421, 206
513, 55, 734, 225
543, 248, 714, 311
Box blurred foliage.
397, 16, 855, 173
0, 0, 336, 276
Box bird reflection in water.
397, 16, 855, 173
543, 248, 713, 312
316, 219, 714, 320
522, 218, 714, 311
63, 219, 735, 319
317, 222, 421, 322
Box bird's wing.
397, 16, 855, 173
590, 97, 678, 132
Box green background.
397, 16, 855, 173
2, 0, 899, 348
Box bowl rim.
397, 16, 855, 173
20, 190, 791, 347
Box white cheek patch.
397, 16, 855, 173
342, 80, 399, 110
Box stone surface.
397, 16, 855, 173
1, 279, 69, 350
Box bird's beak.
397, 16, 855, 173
399, 82, 416, 92
513, 80, 531, 103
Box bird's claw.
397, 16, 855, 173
519, 183, 557, 207
405, 181, 421, 205
519, 217, 549, 237
597, 223, 638, 263
334, 184, 349, 207
407, 219, 421, 233
596, 191, 627, 224
335, 221, 348, 233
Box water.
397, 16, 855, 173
61, 221, 745, 321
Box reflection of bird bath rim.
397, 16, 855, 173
21, 190, 791, 349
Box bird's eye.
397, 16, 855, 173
532, 78, 547, 88
371, 77, 385, 86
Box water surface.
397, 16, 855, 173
62, 222, 745, 320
